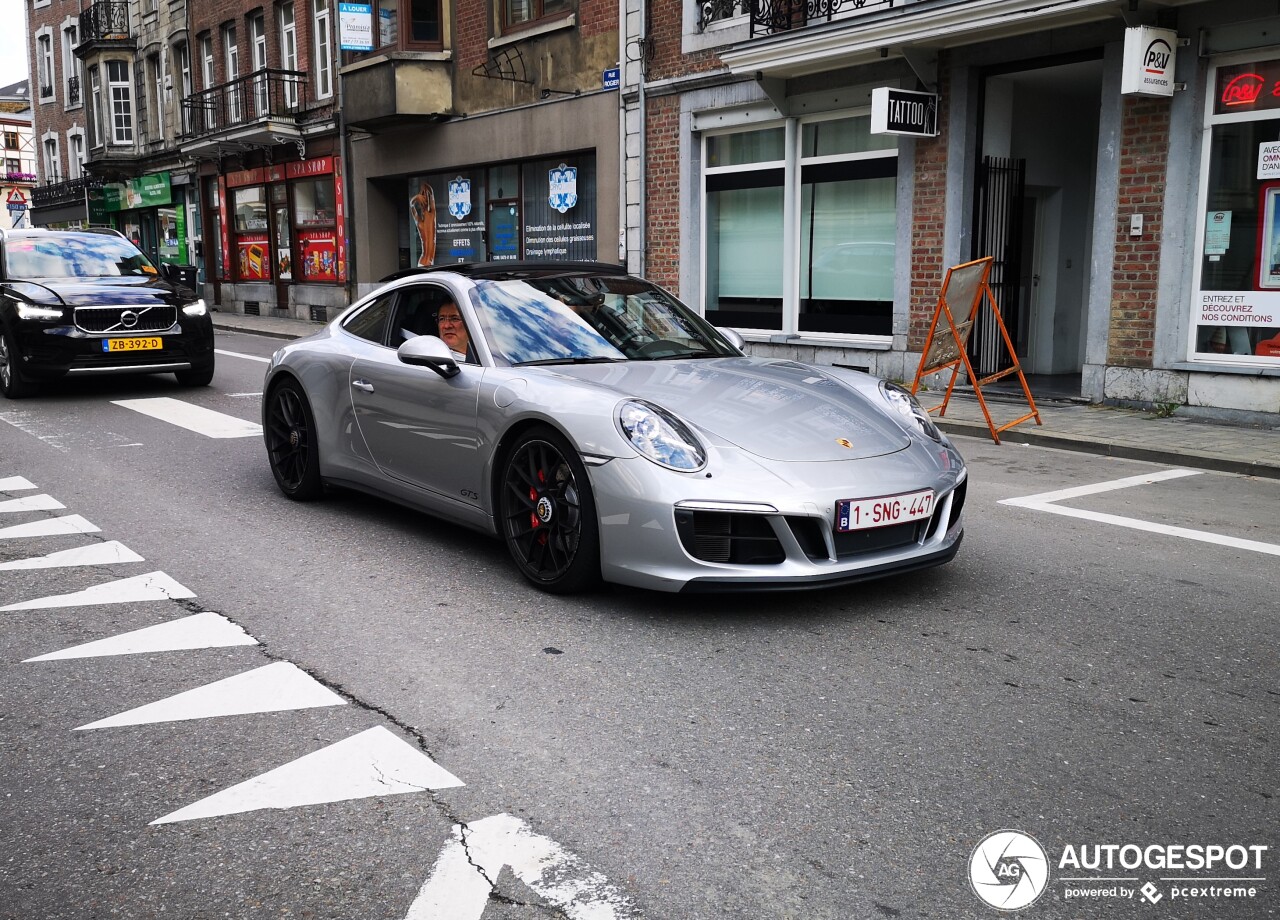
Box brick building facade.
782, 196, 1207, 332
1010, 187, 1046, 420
621, 0, 1280, 419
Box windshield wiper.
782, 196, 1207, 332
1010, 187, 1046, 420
514, 356, 627, 367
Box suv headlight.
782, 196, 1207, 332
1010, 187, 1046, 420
16, 304, 64, 321
182, 298, 208, 317
617, 399, 706, 471
880, 381, 942, 441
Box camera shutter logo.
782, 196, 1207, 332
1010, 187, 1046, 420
970, 830, 1050, 911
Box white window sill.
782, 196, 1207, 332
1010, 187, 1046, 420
489, 14, 575, 50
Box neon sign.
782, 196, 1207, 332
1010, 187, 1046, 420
1216, 61, 1280, 115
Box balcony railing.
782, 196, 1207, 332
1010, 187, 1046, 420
750, 0, 895, 36
181, 68, 308, 140
698, 0, 747, 31
31, 176, 102, 209
78, 2, 131, 44
67, 75, 81, 106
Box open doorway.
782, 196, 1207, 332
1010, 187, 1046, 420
974, 55, 1103, 397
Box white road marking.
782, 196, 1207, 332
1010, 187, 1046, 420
1000, 469, 1202, 506
112, 397, 262, 438
0, 476, 37, 491
0, 515, 100, 540
0, 540, 143, 571
406, 813, 640, 920
0, 494, 65, 514
150, 726, 464, 825
76, 661, 345, 730
0, 411, 71, 452
226, 392, 263, 398
25, 611, 258, 661
215, 348, 271, 364
1001, 469, 1280, 557
1, 571, 195, 611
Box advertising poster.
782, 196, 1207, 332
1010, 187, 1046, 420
237, 234, 271, 281
299, 231, 338, 281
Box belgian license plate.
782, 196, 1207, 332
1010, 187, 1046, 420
103, 337, 162, 353
836, 489, 934, 532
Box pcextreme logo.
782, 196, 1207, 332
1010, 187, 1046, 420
969, 830, 1269, 911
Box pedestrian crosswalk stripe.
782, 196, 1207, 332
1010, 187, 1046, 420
0, 476, 37, 492
0, 540, 143, 571
0, 494, 65, 514
0, 515, 100, 540
150, 726, 464, 825
25, 611, 258, 661
111, 397, 263, 438
76, 661, 346, 730
1, 571, 195, 611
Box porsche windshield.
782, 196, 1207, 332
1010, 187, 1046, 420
469, 275, 741, 366
4, 233, 158, 279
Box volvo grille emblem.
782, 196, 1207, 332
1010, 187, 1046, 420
121, 310, 139, 328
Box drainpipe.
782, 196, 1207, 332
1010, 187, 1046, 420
636, 0, 648, 276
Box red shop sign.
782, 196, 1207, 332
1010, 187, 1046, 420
1216, 60, 1280, 115
286, 157, 334, 179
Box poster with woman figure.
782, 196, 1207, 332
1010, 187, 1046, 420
410, 183, 438, 266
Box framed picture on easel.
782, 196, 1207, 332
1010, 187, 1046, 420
1256, 182, 1280, 290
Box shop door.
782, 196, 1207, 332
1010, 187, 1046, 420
970, 155, 1026, 376
487, 201, 520, 261
271, 184, 291, 311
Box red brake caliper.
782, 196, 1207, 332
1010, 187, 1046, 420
531, 469, 548, 544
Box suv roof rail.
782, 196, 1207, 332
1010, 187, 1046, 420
379, 260, 629, 284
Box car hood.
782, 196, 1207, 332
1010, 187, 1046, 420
548, 358, 913, 461
17, 276, 179, 307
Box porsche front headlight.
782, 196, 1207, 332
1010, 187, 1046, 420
617, 399, 706, 471
880, 381, 942, 441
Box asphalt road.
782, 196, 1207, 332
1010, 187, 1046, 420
0, 328, 1275, 919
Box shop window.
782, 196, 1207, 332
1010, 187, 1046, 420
703, 116, 898, 338
293, 178, 335, 227
1192, 58, 1280, 363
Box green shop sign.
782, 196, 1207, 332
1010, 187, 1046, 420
98, 173, 174, 212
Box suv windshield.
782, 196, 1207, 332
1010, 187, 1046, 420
469, 275, 741, 366
4, 234, 158, 279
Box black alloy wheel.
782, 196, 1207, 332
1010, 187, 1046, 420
0, 329, 36, 399
500, 427, 600, 593
265, 378, 323, 500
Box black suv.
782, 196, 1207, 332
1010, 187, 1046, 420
0, 228, 215, 399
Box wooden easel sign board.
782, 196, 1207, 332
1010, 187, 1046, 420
910, 256, 1041, 444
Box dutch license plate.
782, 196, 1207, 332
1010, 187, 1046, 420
836, 489, 934, 532
103, 337, 162, 353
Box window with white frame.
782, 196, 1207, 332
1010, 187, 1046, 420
176, 42, 192, 132
250, 13, 268, 116
42, 134, 60, 182
62, 23, 80, 107
148, 53, 164, 142
1190, 54, 1280, 364
37, 33, 54, 101
224, 25, 242, 123
279, 2, 299, 107
313, 0, 333, 99
702, 114, 899, 338
67, 130, 84, 179
200, 35, 218, 130
107, 60, 134, 144
89, 65, 104, 147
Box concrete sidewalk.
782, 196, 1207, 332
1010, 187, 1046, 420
212, 310, 1280, 480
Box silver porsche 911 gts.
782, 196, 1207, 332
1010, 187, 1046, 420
262, 262, 966, 594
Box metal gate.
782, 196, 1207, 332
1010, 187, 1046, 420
970, 156, 1026, 376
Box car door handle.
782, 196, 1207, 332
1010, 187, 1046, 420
352, 379, 375, 393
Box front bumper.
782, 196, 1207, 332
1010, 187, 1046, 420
12, 320, 215, 380
589, 445, 967, 594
